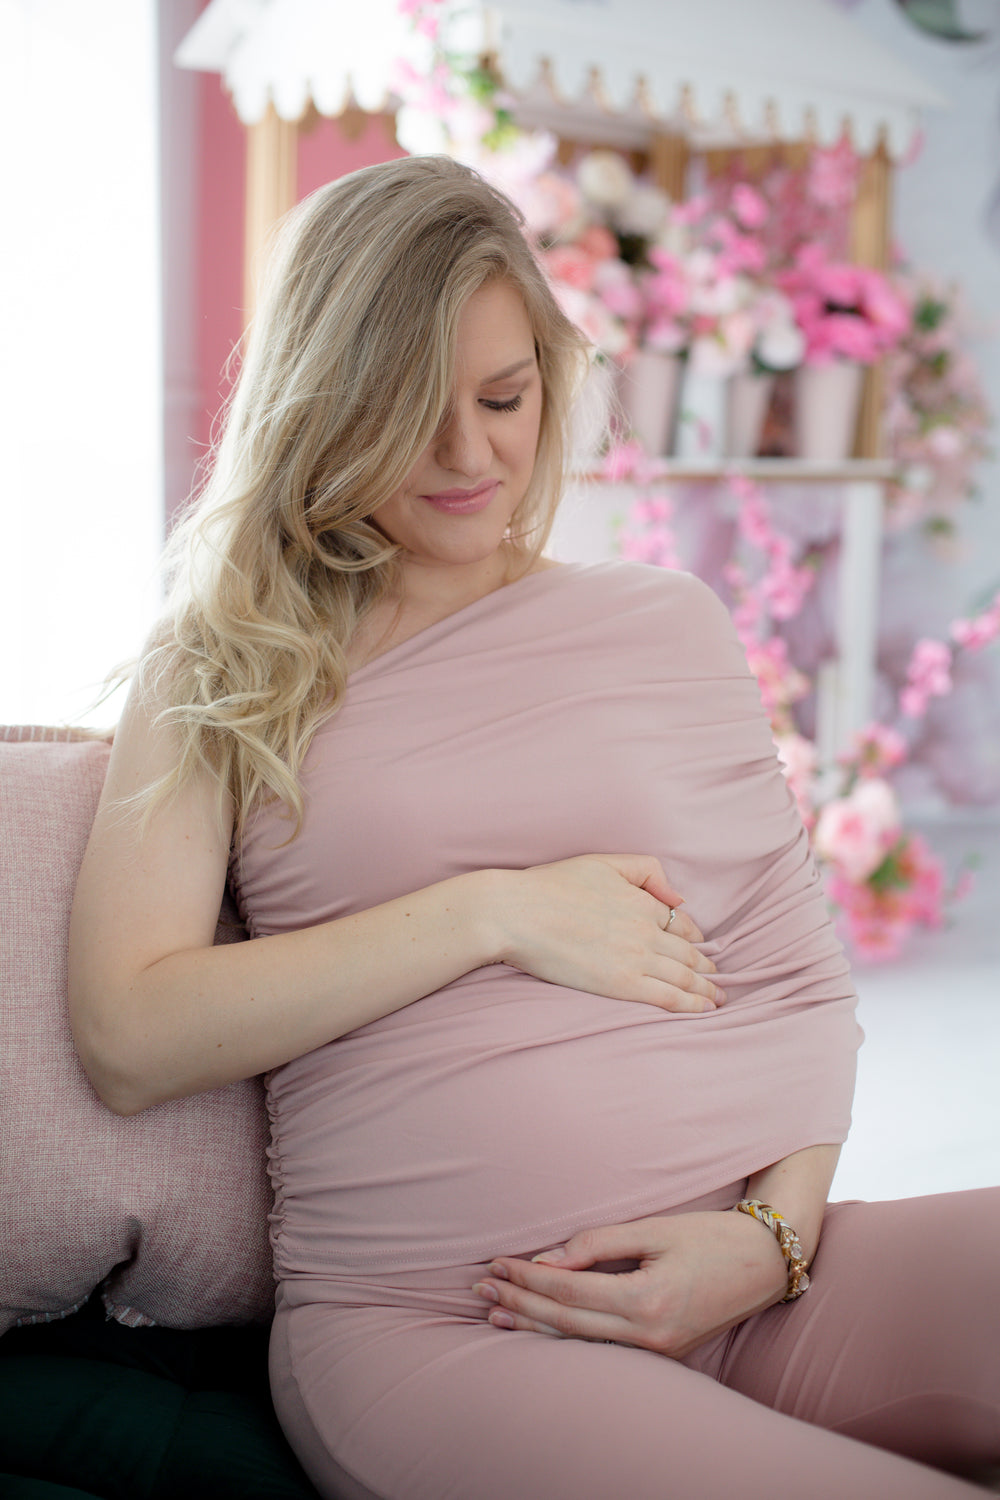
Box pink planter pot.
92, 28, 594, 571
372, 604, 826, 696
794, 361, 865, 462
618, 349, 683, 457
724, 373, 775, 459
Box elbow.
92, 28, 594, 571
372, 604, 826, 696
73, 1034, 156, 1117
68, 992, 161, 1118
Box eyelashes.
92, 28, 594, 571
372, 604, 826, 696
481, 394, 524, 413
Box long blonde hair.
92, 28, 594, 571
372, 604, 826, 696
143, 155, 588, 835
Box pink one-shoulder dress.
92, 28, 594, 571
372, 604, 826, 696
232, 563, 999, 1500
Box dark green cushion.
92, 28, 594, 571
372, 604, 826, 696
0, 1302, 319, 1500
0, 1479, 106, 1499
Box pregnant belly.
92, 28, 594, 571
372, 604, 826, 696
265, 969, 793, 1276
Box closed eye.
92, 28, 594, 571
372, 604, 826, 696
480, 394, 524, 413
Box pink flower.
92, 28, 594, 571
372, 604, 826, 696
762, 558, 816, 621
593, 259, 642, 320
731, 182, 768, 230
844, 910, 910, 963
618, 518, 681, 569
542, 245, 598, 292
904, 835, 946, 928
807, 141, 859, 210
631, 495, 673, 525
857, 270, 910, 339
576, 224, 619, 261
775, 732, 819, 827
901, 637, 954, 718
814, 778, 902, 883
818, 312, 881, 363
745, 636, 809, 718
602, 441, 656, 484
842, 723, 908, 777
670, 194, 710, 227
951, 600, 1000, 651
817, 262, 863, 307
519, 172, 583, 240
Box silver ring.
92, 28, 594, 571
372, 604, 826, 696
664, 906, 676, 932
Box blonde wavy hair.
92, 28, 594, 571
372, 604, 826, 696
142, 155, 589, 837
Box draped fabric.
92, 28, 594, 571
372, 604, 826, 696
232, 562, 861, 1279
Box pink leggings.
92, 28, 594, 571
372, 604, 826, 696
270, 1188, 1000, 1498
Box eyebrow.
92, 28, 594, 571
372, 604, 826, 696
480, 357, 536, 385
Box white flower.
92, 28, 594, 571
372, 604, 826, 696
577, 150, 635, 210
688, 325, 753, 378
755, 320, 806, 371
615, 184, 671, 239
753, 290, 806, 371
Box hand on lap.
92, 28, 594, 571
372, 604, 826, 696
472, 1210, 789, 1358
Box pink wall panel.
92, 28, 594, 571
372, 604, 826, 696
193, 90, 404, 499
193, 72, 246, 474
297, 111, 406, 200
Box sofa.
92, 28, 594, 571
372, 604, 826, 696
0, 725, 322, 1499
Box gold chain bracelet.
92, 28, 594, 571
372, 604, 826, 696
734, 1199, 812, 1302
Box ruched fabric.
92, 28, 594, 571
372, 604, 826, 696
227, 565, 1000, 1496
233, 563, 861, 1280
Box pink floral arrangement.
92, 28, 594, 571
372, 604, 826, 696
633, 187, 805, 377
777, 244, 910, 366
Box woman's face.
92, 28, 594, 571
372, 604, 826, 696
369, 280, 543, 581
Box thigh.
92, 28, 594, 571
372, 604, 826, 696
714, 1187, 1000, 1481
270, 1299, 987, 1500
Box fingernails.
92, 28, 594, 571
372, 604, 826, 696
489, 1262, 509, 1279
472, 1282, 499, 1303
490, 1310, 515, 1329
714, 988, 726, 1003
531, 1248, 566, 1264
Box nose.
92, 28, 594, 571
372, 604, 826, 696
434, 402, 493, 479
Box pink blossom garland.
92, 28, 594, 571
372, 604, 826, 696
900, 637, 954, 719
617, 464, 987, 960
608, 444, 682, 570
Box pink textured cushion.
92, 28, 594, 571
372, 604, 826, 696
0, 727, 274, 1333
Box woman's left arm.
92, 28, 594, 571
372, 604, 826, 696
473, 1143, 840, 1357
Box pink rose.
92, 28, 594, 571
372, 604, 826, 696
814, 778, 902, 883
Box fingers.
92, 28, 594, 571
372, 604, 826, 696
646, 920, 725, 1010
597, 854, 685, 910
472, 1258, 637, 1344
646, 949, 725, 1011
532, 1220, 659, 1269
659, 906, 703, 944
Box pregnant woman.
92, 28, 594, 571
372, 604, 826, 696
69, 156, 999, 1498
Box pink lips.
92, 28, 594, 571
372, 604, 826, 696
420, 481, 499, 514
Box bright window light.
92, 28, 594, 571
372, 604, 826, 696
0, 0, 164, 728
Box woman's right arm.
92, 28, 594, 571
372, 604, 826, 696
69, 684, 721, 1117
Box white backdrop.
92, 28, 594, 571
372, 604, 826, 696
0, 0, 164, 727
